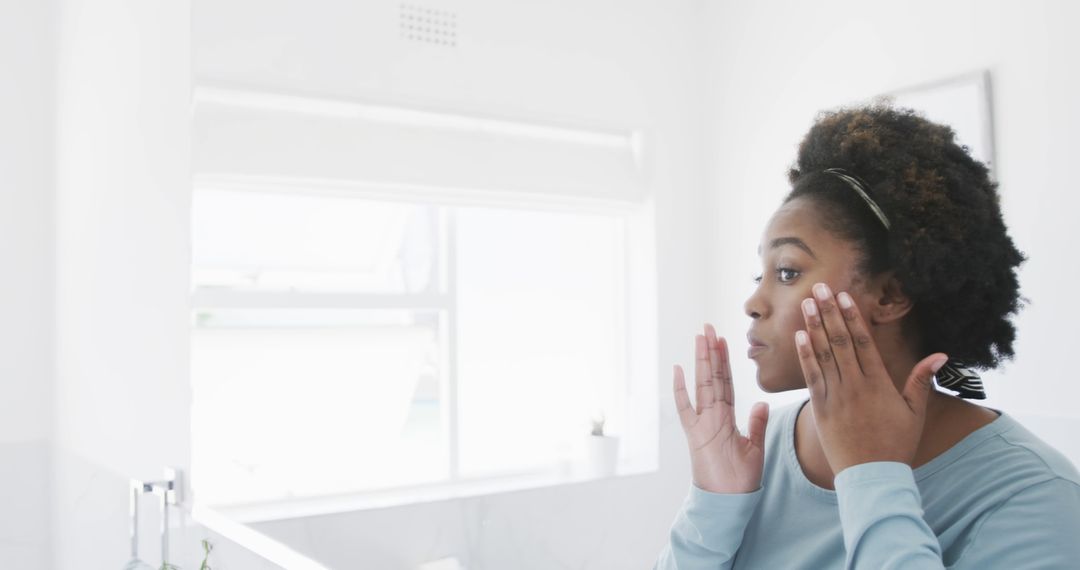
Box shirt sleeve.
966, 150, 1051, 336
834, 461, 1080, 570
653, 483, 763, 570
950, 476, 1080, 569
833, 461, 944, 569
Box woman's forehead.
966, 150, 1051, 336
757, 200, 846, 259
756, 199, 864, 265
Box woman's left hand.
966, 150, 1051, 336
796, 282, 949, 475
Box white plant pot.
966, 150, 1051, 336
584, 434, 620, 478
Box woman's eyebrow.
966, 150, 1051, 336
757, 237, 817, 259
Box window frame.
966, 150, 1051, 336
189, 178, 656, 521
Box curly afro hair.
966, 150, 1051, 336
785, 103, 1028, 372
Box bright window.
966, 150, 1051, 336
190, 188, 638, 508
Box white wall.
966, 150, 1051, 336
701, 0, 1080, 460
193, 0, 709, 567
52, 0, 196, 567
0, 0, 55, 567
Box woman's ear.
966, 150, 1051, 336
868, 273, 915, 325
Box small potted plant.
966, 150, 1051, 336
584, 409, 620, 477
198, 539, 213, 570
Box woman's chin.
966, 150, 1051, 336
756, 379, 788, 393
754, 369, 806, 393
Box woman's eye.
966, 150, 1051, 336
752, 268, 799, 284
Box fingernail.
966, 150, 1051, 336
802, 298, 817, 316
796, 330, 809, 346
814, 283, 831, 300
931, 356, 948, 374
838, 292, 853, 309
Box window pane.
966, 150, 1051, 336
191, 308, 447, 504
455, 206, 626, 477
192, 190, 439, 294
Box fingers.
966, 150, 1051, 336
747, 401, 769, 450
795, 329, 826, 404
720, 336, 736, 408
672, 364, 697, 430
705, 324, 733, 408
694, 334, 716, 414
902, 354, 948, 416
834, 289, 887, 378
802, 283, 854, 384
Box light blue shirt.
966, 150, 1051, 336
655, 399, 1080, 569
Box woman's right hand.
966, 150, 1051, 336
673, 323, 769, 494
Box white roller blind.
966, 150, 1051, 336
192, 86, 647, 203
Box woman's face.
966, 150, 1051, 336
743, 197, 867, 392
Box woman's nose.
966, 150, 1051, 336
744, 293, 763, 319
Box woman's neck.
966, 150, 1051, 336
794, 389, 998, 490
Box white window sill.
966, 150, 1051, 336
206, 462, 658, 524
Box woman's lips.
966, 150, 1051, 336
746, 332, 767, 358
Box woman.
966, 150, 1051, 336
655, 105, 1080, 568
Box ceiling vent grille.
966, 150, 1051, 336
400, 3, 457, 47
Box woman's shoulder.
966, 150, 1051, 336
938, 413, 1080, 568
917, 409, 1080, 500
987, 412, 1080, 483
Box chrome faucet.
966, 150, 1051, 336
124, 468, 182, 569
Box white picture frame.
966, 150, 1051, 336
882, 70, 997, 177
